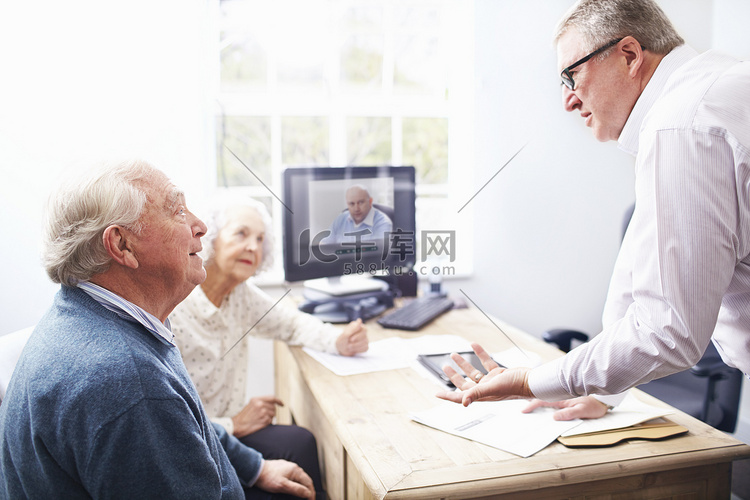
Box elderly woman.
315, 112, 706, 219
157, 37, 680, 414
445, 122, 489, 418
171, 195, 369, 498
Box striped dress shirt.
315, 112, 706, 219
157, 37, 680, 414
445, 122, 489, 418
530, 45, 750, 401
78, 281, 175, 345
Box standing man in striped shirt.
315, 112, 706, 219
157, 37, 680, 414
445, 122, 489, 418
0, 160, 316, 499
438, 0, 750, 407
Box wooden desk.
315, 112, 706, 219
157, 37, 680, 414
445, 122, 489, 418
274, 304, 750, 499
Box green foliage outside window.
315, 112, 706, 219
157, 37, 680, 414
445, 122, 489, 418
403, 117, 448, 184
216, 115, 272, 187
281, 116, 329, 166
341, 35, 383, 89
346, 117, 391, 165
219, 32, 266, 88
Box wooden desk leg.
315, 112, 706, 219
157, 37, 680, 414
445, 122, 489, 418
274, 342, 348, 500
345, 454, 378, 500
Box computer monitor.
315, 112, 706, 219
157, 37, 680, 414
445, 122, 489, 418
282, 166, 417, 301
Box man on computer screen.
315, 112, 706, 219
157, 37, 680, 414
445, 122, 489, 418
325, 184, 392, 244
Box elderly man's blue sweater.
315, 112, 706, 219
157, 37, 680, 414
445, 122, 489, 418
0, 286, 262, 499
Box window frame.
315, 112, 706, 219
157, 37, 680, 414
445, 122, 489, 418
212, 0, 475, 284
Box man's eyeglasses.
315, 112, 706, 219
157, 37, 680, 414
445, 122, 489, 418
560, 38, 623, 90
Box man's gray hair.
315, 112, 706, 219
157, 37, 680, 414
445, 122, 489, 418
42, 160, 154, 285
199, 194, 275, 275
554, 0, 684, 55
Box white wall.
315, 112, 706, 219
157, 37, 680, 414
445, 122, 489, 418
0, 0, 215, 335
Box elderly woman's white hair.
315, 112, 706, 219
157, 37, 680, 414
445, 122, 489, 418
42, 159, 153, 286
199, 194, 275, 275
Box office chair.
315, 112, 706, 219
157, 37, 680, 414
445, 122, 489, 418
372, 203, 394, 223
543, 204, 744, 433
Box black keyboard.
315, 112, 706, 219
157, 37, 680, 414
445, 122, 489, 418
377, 296, 454, 331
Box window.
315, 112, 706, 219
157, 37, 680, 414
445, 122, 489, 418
214, 0, 474, 281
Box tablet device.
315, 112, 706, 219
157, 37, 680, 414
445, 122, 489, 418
417, 351, 502, 388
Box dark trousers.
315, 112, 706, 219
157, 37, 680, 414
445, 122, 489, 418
241, 424, 326, 500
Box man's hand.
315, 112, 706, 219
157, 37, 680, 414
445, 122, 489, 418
522, 396, 609, 421
231, 396, 284, 437
435, 343, 533, 405
255, 459, 315, 499
335, 318, 368, 356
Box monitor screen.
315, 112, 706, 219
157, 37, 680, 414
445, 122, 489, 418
282, 166, 417, 284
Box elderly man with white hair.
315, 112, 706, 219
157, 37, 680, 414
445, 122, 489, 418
0, 160, 316, 499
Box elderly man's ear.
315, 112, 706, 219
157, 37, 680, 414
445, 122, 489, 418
102, 225, 140, 269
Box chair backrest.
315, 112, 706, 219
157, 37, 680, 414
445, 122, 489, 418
372, 203, 394, 223
0, 326, 34, 403
698, 342, 743, 433
621, 203, 635, 241
713, 371, 743, 432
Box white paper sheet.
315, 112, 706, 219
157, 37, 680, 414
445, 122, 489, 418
411, 399, 582, 458
303, 334, 473, 376
492, 347, 543, 369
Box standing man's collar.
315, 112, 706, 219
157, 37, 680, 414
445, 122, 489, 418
618, 44, 699, 156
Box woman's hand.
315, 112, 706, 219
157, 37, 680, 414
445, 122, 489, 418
335, 318, 368, 356
231, 395, 284, 437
